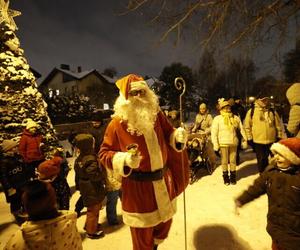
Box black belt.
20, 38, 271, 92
128, 166, 168, 182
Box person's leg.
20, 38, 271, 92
153, 219, 172, 248
229, 146, 237, 184
220, 147, 230, 185
106, 190, 119, 225
254, 143, 270, 173
75, 196, 84, 217
85, 203, 102, 236
130, 226, 154, 250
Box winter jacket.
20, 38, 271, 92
4, 210, 82, 250
236, 165, 300, 250
192, 113, 213, 136
211, 114, 247, 150
243, 102, 284, 144
19, 129, 44, 163
74, 134, 106, 207
0, 154, 28, 201
286, 83, 300, 138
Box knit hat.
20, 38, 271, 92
271, 138, 300, 165
22, 180, 57, 220
218, 98, 230, 110
1, 137, 20, 152
26, 119, 38, 130
199, 103, 207, 110
37, 156, 62, 180
115, 74, 146, 99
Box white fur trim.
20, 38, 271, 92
112, 152, 132, 177
271, 143, 300, 165
130, 80, 147, 90
122, 198, 177, 227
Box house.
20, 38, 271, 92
38, 64, 118, 109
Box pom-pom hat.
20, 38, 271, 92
271, 138, 300, 165
116, 74, 147, 99
26, 119, 38, 130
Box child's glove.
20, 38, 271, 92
125, 152, 142, 169
175, 127, 188, 144
7, 188, 16, 196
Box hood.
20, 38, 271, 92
74, 133, 94, 154
21, 211, 81, 248
286, 83, 300, 105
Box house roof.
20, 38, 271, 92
39, 67, 116, 87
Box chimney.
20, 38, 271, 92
60, 64, 70, 70
77, 66, 82, 73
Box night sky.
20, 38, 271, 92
10, 1, 297, 83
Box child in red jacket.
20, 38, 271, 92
19, 119, 45, 180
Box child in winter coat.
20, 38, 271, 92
4, 180, 82, 250
211, 99, 247, 185
235, 137, 300, 250
37, 148, 71, 210
0, 137, 28, 223
19, 119, 45, 180
74, 133, 106, 239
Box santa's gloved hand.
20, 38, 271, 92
175, 127, 188, 144
125, 152, 142, 169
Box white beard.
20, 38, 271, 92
113, 89, 160, 135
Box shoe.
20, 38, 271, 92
86, 230, 104, 239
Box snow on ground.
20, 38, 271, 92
0, 149, 271, 250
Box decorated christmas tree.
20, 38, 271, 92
0, 0, 58, 153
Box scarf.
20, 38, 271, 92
220, 110, 237, 128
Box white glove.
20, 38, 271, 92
125, 152, 142, 169
175, 127, 188, 144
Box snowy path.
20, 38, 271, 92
0, 150, 271, 250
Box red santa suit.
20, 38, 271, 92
99, 74, 189, 250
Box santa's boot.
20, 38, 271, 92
153, 244, 158, 250
230, 171, 237, 185
222, 171, 230, 185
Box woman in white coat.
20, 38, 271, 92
211, 99, 247, 185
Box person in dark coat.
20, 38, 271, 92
235, 137, 300, 250
0, 137, 29, 223
74, 133, 106, 239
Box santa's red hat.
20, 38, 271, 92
37, 156, 62, 180
271, 138, 300, 165
115, 74, 146, 99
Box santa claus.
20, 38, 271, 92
99, 74, 189, 250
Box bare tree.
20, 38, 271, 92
122, 0, 300, 50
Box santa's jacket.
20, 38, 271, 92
99, 111, 189, 228
4, 211, 82, 250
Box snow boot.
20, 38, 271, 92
222, 171, 230, 185
230, 171, 236, 185
230, 171, 237, 185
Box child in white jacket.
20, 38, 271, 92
211, 99, 247, 185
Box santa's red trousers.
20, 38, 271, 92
130, 219, 172, 250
